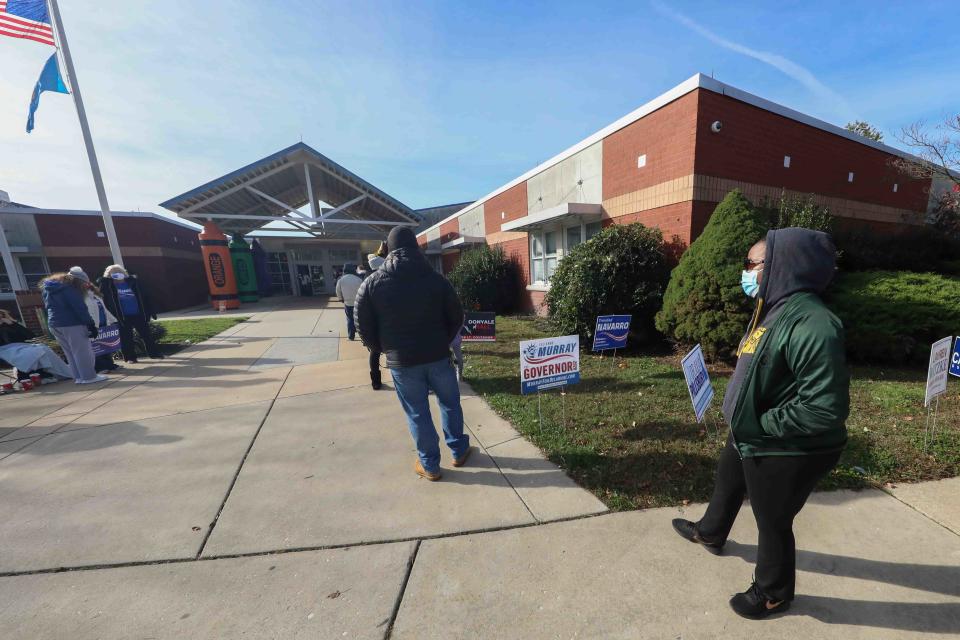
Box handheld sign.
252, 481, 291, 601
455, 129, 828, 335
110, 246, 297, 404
950, 337, 960, 379
91, 323, 121, 357
592, 315, 631, 351
681, 344, 714, 423
463, 312, 496, 342
925, 336, 952, 407
520, 335, 580, 395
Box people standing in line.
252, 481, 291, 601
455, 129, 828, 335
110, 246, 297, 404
335, 263, 362, 341
355, 227, 471, 481
41, 273, 107, 384
365, 241, 389, 390
672, 228, 849, 619
98, 265, 162, 363
69, 266, 119, 373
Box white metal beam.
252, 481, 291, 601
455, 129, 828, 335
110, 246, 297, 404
305, 159, 419, 224
246, 186, 312, 219
178, 162, 293, 216
318, 194, 367, 220
304, 162, 323, 235
0, 216, 26, 291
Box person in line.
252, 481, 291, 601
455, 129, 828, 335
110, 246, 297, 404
0, 308, 72, 381
41, 273, 107, 384
69, 266, 119, 373
335, 263, 362, 341
365, 241, 389, 390
672, 228, 849, 619
98, 265, 162, 363
355, 227, 471, 480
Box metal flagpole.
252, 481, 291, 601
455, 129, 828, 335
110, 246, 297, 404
46, 0, 124, 268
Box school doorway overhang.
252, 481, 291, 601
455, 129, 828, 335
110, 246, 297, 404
159, 142, 421, 241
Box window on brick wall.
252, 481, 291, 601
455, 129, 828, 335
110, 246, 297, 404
529, 221, 603, 286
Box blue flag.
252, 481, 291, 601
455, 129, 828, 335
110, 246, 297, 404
26, 52, 69, 133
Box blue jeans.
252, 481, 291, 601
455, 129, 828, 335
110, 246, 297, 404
390, 358, 469, 474
344, 305, 355, 340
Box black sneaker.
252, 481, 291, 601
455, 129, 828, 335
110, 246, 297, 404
729, 582, 791, 619
671, 518, 724, 555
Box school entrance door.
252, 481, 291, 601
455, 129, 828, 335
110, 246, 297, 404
295, 264, 327, 296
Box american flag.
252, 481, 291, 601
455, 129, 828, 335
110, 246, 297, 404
0, 0, 55, 46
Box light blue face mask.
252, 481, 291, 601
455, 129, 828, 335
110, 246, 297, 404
741, 270, 760, 298
110, 273, 126, 281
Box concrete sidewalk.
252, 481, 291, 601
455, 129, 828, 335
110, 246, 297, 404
1, 298, 957, 638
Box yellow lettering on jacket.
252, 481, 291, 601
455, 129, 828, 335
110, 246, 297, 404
739, 327, 767, 355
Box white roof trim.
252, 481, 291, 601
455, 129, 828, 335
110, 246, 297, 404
501, 202, 603, 233
0, 205, 202, 231
418, 72, 931, 239
440, 235, 486, 250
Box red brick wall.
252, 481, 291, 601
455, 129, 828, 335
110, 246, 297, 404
694, 90, 930, 212
603, 91, 698, 200
440, 219, 459, 245
610, 202, 695, 247
493, 236, 536, 313
441, 251, 460, 275
485, 182, 529, 233
35, 215, 201, 251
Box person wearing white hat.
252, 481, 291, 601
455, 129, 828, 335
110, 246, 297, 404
97, 265, 162, 363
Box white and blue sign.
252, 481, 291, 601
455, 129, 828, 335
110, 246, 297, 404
520, 335, 581, 395
950, 337, 960, 378
91, 323, 121, 357
681, 344, 714, 423
592, 314, 631, 351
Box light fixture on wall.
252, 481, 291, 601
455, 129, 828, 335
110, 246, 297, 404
783, 155, 791, 168
637, 154, 647, 168
711, 121, 723, 133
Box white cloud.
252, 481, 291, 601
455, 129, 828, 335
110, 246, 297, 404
651, 1, 853, 119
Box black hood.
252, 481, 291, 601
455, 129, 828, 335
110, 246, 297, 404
343, 263, 357, 275
383, 246, 432, 278
759, 227, 837, 306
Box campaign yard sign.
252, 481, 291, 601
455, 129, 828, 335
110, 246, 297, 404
463, 312, 496, 342
91, 323, 121, 357
520, 335, 580, 395
925, 336, 953, 407
681, 344, 714, 423
950, 337, 960, 378
592, 315, 631, 351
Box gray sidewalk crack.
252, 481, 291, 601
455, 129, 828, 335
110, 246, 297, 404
384, 540, 420, 640
194, 365, 295, 559
880, 486, 960, 538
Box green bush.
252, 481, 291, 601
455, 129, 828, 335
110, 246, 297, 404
759, 193, 835, 232
826, 271, 960, 365
655, 190, 770, 360
447, 245, 521, 314
545, 223, 669, 343
834, 225, 960, 273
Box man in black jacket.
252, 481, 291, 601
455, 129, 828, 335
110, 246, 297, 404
355, 226, 471, 481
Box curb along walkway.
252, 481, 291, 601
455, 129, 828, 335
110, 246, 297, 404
0, 298, 957, 638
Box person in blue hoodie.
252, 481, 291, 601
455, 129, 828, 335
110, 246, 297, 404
41, 273, 107, 384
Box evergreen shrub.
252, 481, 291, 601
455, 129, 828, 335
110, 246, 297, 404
447, 245, 521, 314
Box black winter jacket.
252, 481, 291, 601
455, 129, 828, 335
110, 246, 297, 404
354, 247, 463, 368
97, 275, 156, 322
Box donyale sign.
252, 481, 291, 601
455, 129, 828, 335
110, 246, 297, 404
520, 335, 581, 395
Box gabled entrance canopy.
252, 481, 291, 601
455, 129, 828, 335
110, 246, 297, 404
159, 143, 421, 239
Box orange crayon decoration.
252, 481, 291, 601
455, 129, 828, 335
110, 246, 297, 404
198, 221, 240, 310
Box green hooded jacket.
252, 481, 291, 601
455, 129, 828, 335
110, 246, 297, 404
726, 228, 850, 458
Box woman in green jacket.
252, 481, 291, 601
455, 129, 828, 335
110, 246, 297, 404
673, 227, 849, 619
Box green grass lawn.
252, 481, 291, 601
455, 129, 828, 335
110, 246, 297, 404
156, 317, 249, 353
464, 316, 960, 511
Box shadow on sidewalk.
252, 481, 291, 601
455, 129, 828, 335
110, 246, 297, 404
725, 541, 960, 633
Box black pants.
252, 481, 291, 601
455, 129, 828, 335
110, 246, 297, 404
119, 315, 159, 361
369, 350, 381, 377
697, 436, 841, 602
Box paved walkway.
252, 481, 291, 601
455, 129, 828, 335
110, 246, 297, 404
1, 298, 957, 638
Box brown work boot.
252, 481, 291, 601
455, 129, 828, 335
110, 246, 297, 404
414, 460, 441, 481
452, 446, 474, 468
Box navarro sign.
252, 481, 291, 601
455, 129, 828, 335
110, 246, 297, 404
681, 344, 714, 423
592, 314, 631, 351
463, 312, 496, 342
91, 323, 122, 357
520, 335, 580, 395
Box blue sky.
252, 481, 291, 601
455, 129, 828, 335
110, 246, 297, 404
1, 0, 957, 215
